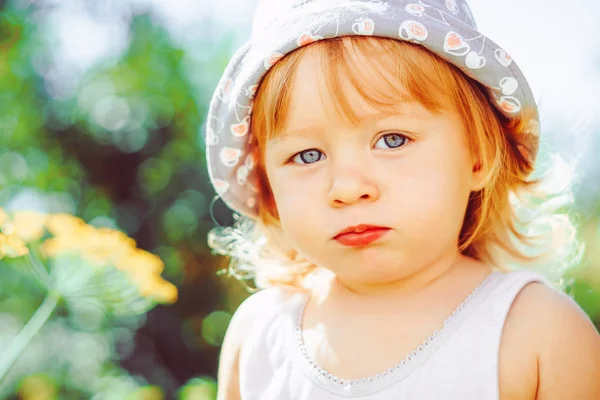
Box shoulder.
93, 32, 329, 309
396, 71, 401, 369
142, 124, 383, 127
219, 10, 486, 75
216, 285, 305, 400
506, 279, 600, 399
236, 285, 306, 324
224, 284, 305, 349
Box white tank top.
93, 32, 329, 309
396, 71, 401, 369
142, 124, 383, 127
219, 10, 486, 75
238, 270, 550, 399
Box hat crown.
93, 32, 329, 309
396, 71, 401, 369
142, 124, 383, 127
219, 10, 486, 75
252, 0, 478, 37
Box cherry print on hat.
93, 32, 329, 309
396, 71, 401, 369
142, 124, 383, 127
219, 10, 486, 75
237, 165, 249, 185
219, 147, 242, 167
205, 0, 540, 219
499, 77, 519, 96
352, 18, 375, 35
399, 20, 428, 42
246, 84, 259, 99
207, 127, 218, 146
213, 179, 230, 196
495, 48, 513, 67
444, 30, 488, 70
444, 31, 470, 56
465, 51, 485, 69
216, 78, 234, 104
264, 53, 284, 70
445, 0, 459, 14
362, 0, 389, 13
297, 31, 324, 47
496, 95, 522, 114
405, 3, 425, 17
244, 153, 255, 170
230, 116, 250, 137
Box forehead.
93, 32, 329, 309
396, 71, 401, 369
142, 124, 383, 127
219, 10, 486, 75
278, 38, 449, 133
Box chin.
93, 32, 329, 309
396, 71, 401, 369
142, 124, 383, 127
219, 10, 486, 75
335, 257, 405, 282
339, 270, 404, 286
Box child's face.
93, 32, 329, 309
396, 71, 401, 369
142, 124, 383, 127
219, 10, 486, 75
263, 46, 482, 285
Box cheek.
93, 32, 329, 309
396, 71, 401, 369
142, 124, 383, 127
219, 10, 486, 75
393, 142, 473, 228
277, 206, 328, 267
267, 165, 323, 211
265, 167, 323, 244
275, 186, 320, 237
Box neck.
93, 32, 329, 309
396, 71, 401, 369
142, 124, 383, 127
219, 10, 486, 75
327, 252, 485, 304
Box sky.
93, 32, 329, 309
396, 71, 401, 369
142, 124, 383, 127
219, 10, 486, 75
468, 0, 600, 119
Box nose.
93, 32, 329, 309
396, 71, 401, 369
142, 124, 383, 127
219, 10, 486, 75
327, 170, 380, 208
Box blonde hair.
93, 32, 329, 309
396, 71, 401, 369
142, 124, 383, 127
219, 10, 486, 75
212, 36, 582, 290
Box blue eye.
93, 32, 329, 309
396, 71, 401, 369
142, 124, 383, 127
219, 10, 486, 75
291, 149, 326, 164
375, 133, 408, 149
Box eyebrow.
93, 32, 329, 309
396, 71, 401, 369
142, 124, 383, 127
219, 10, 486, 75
272, 107, 427, 142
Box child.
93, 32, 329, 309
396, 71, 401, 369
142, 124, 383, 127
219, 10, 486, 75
205, 0, 600, 398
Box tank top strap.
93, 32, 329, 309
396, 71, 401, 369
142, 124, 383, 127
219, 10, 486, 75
479, 269, 552, 329
416, 269, 552, 399
238, 287, 308, 399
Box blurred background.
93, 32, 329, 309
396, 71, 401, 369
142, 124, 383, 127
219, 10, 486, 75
0, 0, 599, 398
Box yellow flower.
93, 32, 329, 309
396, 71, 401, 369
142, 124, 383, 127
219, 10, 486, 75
82, 227, 136, 266
117, 248, 164, 274
41, 223, 92, 259
125, 261, 177, 304
0, 209, 37, 261
45, 213, 87, 237
148, 280, 178, 304
0, 233, 28, 259
41, 235, 82, 258
42, 225, 136, 269
11, 211, 47, 242
40, 212, 178, 306
137, 275, 178, 304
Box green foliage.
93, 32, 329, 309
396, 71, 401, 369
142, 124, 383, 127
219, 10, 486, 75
0, 1, 235, 398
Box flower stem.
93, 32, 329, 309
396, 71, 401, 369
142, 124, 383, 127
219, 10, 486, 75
0, 293, 59, 383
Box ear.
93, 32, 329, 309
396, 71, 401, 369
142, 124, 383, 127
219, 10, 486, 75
470, 156, 489, 192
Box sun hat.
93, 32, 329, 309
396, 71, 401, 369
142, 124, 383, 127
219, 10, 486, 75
205, 0, 541, 219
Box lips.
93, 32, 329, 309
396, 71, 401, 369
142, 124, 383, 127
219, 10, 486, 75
333, 224, 390, 247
